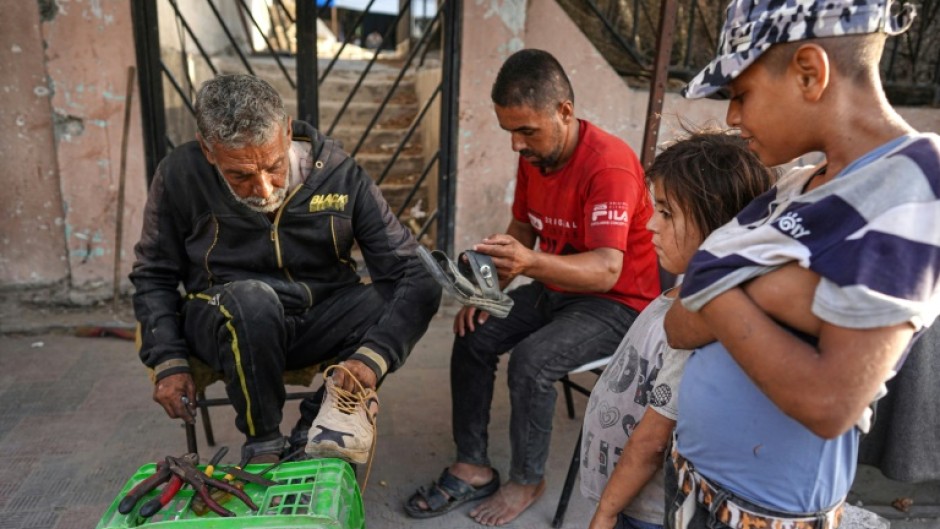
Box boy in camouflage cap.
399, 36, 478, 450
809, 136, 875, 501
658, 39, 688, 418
661, 0, 940, 527
683, 0, 915, 99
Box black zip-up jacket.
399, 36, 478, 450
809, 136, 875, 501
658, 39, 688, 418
130, 121, 441, 381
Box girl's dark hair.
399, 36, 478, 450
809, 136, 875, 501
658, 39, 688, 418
648, 128, 776, 238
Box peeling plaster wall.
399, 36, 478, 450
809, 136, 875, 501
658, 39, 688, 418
0, 2, 68, 288
454, 0, 940, 252
27, 0, 146, 300
41, 0, 147, 298
453, 0, 527, 252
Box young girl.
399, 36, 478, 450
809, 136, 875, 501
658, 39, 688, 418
580, 129, 775, 529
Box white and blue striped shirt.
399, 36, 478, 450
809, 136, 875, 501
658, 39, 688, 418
676, 133, 940, 513
683, 133, 940, 331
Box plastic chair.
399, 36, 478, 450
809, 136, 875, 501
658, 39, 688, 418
552, 355, 612, 528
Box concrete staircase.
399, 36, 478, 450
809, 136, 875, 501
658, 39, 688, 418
214, 55, 430, 219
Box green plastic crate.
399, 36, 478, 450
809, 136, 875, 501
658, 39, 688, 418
96, 459, 363, 529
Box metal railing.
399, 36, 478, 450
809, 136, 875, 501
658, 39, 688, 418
561, 0, 940, 105
884, 0, 940, 105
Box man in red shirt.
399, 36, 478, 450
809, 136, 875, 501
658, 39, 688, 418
405, 49, 660, 525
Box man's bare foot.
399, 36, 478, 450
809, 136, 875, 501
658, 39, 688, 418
411, 462, 497, 512
469, 479, 545, 526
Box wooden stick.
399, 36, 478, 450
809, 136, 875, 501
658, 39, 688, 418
113, 66, 136, 313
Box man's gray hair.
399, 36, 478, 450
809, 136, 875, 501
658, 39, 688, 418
195, 74, 288, 148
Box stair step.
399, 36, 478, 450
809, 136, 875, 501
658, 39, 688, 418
214, 55, 416, 104
355, 152, 426, 181
378, 181, 430, 214
328, 126, 420, 154
321, 77, 418, 105
284, 100, 418, 130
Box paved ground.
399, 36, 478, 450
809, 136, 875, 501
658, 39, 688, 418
1, 299, 939, 529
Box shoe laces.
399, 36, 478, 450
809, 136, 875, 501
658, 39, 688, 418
325, 373, 377, 420
322, 364, 379, 490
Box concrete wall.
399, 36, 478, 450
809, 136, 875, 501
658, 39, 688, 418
415, 65, 442, 246
1, 0, 147, 303
452, 0, 940, 251
0, 2, 68, 289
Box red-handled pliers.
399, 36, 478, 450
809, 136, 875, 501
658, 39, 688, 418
166, 454, 258, 517
137, 474, 184, 518
139, 448, 228, 518
117, 453, 198, 516
117, 462, 174, 514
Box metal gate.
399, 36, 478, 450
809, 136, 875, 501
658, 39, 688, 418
130, 0, 460, 253
561, 0, 940, 106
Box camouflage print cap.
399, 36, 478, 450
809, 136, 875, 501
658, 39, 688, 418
682, 0, 916, 99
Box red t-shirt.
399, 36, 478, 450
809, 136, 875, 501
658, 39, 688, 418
511, 120, 659, 312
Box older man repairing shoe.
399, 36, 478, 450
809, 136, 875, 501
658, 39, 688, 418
130, 74, 441, 465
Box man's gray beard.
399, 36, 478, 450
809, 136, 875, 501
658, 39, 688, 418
223, 179, 288, 213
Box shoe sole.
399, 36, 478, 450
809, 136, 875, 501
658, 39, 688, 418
305, 441, 369, 465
